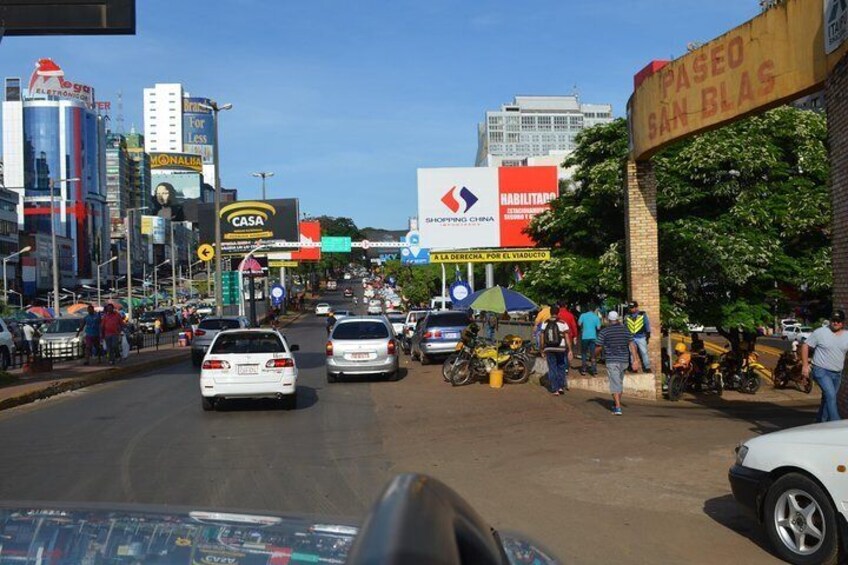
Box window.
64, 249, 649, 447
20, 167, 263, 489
506, 132, 520, 143
211, 332, 285, 354
489, 131, 503, 142
488, 115, 502, 125
426, 313, 471, 328
198, 318, 242, 331
554, 116, 568, 131
537, 116, 551, 128
521, 116, 535, 130
332, 321, 389, 339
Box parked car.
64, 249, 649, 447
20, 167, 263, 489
729, 421, 848, 565
367, 299, 383, 315
386, 312, 406, 337
138, 309, 177, 333
194, 303, 214, 319
401, 310, 429, 353
780, 318, 800, 330
344, 288, 354, 298
325, 316, 399, 382
38, 316, 84, 360
315, 303, 331, 316
410, 311, 471, 365
191, 316, 252, 366
200, 328, 299, 411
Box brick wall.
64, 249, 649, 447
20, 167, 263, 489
827, 54, 848, 312
625, 160, 662, 399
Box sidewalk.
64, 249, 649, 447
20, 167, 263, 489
0, 310, 305, 411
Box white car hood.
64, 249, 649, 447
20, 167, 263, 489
747, 420, 848, 449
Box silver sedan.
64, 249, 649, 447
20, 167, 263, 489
325, 316, 399, 382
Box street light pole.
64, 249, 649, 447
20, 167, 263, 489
200, 100, 233, 317
154, 259, 170, 309
2, 246, 31, 307
50, 178, 79, 315
170, 220, 177, 306
97, 256, 118, 307
251, 171, 274, 200
125, 206, 148, 321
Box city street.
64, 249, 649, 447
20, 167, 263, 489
0, 283, 821, 564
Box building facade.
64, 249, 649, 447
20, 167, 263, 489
0, 188, 21, 292
105, 133, 131, 240
475, 95, 614, 168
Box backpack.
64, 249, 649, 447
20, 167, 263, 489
543, 319, 562, 349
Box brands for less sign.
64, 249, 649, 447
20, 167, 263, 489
417, 166, 557, 249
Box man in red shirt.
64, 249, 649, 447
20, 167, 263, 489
100, 304, 125, 365
556, 303, 578, 347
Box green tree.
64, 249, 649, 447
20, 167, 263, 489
522, 107, 830, 345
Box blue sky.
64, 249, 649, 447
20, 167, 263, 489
1, 0, 759, 229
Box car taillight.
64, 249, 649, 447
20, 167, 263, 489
387, 340, 396, 355
326, 341, 334, 356
424, 330, 442, 339
202, 359, 230, 370
266, 358, 294, 368
194, 329, 206, 336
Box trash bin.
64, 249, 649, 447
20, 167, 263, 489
489, 368, 504, 389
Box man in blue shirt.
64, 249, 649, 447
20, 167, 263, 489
81, 304, 101, 365
578, 306, 602, 375
596, 311, 641, 415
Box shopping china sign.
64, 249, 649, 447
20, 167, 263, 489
28, 58, 94, 108
417, 166, 557, 249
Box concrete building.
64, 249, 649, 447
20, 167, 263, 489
475, 95, 613, 170
2, 74, 109, 288
0, 188, 21, 292
125, 129, 151, 210
105, 133, 131, 240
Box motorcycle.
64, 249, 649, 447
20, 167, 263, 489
443, 334, 530, 386
709, 349, 763, 394
773, 343, 812, 393
665, 352, 722, 401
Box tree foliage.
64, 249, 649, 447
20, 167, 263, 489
522, 107, 831, 332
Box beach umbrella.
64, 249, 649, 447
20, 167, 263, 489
458, 285, 538, 314
26, 306, 54, 319
66, 303, 91, 315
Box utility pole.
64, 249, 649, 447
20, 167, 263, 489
251, 171, 274, 200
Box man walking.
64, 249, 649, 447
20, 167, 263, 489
801, 310, 848, 422
100, 303, 124, 365
596, 311, 641, 415
625, 301, 651, 372
81, 305, 101, 365
578, 305, 602, 375
542, 305, 571, 396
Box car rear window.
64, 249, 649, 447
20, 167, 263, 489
427, 313, 470, 327
332, 321, 389, 340
387, 314, 405, 323
211, 332, 284, 354
199, 318, 242, 331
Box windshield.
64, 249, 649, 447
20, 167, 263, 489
140, 313, 160, 321
211, 332, 285, 354
387, 314, 405, 323
44, 318, 82, 334
332, 321, 389, 340
198, 318, 241, 331
427, 313, 470, 328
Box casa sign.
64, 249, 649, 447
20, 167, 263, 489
629, 0, 848, 160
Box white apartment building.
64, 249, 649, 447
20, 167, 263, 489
143, 83, 184, 153
475, 95, 613, 170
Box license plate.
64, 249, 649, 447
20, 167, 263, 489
238, 364, 259, 375
350, 353, 370, 360
444, 332, 459, 340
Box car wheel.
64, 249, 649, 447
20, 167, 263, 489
201, 396, 216, 412
764, 473, 840, 565
326, 371, 337, 383
420, 353, 430, 365
191, 351, 203, 367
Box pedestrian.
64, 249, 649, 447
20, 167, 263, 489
326, 310, 337, 336
154, 316, 162, 346
542, 305, 571, 396
100, 303, 124, 365
556, 302, 578, 348
22, 321, 36, 358
484, 310, 499, 341
801, 310, 848, 423
595, 311, 641, 415
625, 301, 652, 372
578, 304, 602, 375
81, 305, 101, 365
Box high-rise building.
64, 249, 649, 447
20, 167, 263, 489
475, 95, 613, 168
2, 64, 108, 286
105, 133, 131, 240
125, 129, 151, 210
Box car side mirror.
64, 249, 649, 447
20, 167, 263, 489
290, 344, 300, 352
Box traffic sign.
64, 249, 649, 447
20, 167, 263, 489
269, 260, 298, 268
321, 236, 352, 253
450, 281, 472, 303
270, 284, 286, 305
361, 239, 371, 250
197, 244, 215, 262
221, 271, 240, 306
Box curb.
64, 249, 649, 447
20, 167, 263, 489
0, 349, 190, 412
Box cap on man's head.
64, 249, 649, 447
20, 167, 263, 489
831, 310, 846, 323
608, 311, 620, 321
628, 301, 638, 309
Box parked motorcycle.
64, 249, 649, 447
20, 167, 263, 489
666, 352, 722, 401
773, 343, 812, 393
444, 334, 530, 386
710, 349, 763, 394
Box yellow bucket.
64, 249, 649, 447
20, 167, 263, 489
489, 369, 504, 389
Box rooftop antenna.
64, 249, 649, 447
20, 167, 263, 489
116, 90, 125, 134
572, 84, 579, 101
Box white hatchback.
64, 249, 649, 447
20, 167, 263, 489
315, 303, 331, 316
729, 420, 848, 564
200, 329, 299, 411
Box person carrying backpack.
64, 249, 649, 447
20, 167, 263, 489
542, 305, 571, 396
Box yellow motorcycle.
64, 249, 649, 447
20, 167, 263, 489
444, 334, 530, 386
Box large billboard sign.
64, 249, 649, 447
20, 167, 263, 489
183, 97, 215, 164
198, 199, 300, 253
417, 166, 557, 249
149, 152, 203, 173
151, 171, 203, 221
291, 221, 321, 261
628, 0, 848, 160
140, 215, 167, 244
28, 58, 94, 108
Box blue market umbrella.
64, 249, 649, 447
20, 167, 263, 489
454, 285, 538, 313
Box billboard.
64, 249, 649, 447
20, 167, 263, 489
417, 166, 557, 249
149, 152, 203, 173
28, 58, 94, 108
183, 97, 215, 164
140, 215, 167, 244
198, 199, 300, 253
291, 221, 321, 261
151, 171, 203, 221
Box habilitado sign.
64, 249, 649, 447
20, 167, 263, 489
198, 199, 300, 254
628, 0, 848, 160
430, 249, 551, 263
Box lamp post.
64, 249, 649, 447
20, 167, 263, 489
8, 289, 23, 309
170, 220, 177, 306
238, 242, 268, 325
153, 259, 170, 308
125, 206, 148, 321
2, 246, 31, 307
50, 177, 80, 315
61, 287, 78, 305
251, 171, 274, 200
199, 100, 233, 316
97, 256, 118, 307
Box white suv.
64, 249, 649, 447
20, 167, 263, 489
0, 319, 15, 370
729, 421, 848, 564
